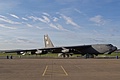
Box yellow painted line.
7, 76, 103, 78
61, 66, 68, 76
42, 66, 48, 76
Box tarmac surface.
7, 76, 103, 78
0, 59, 120, 80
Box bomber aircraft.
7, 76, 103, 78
1, 35, 117, 58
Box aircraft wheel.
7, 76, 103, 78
63, 54, 66, 58
66, 54, 70, 58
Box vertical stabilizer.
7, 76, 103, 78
44, 35, 54, 48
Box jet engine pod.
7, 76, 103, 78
35, 50, 48, 54
62, 49, 69, 53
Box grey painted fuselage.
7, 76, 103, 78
79, 44, 117, 55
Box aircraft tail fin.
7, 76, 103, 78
44, 34, 54, 48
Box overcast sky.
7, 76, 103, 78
0, 0, 120, 50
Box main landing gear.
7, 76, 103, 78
85, 53, 94, 58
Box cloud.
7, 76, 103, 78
49, 23, 68, 31
28, 16, 39, 21
9, 13, 19, 19
22, 17, 28, 21
74, 8, 87, 16
26, 23, 33, 27
53, 17, 59, 22
49, 23, 60, 30
0, 24, 17, 29
42, 16, 50, 23
36, 26, 43, 30
0, 16, 20, 24
28, 14, 68, 31
56, 24, 68, 31
42, 12, 50, 17
5, 12, 81, 32
60, 14, 81, 28
0, 15, 7, 19
89, 15, 106, 26
28, 16, 48, 23
74, 9, 82, 14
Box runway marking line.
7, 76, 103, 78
61, 66, 68, 76
42, 65, 68, 76
42, 66, 48, 76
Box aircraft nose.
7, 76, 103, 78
112, 46, 117, 51
110, 46, 117, 52
108, 46, 117, 54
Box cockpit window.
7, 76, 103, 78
106, 44, 113, 47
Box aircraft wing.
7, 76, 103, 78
39, 45, 92, 53
1, 45, 91, 54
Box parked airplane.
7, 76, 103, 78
43, 35, 117, 58
1, 34, 117, 58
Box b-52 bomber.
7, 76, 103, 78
1, 35, 117, 58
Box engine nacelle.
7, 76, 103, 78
62, 49, 69, 53
35, 50, 48, 54
35, 50, 42, 54
17, 51, 26, 55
